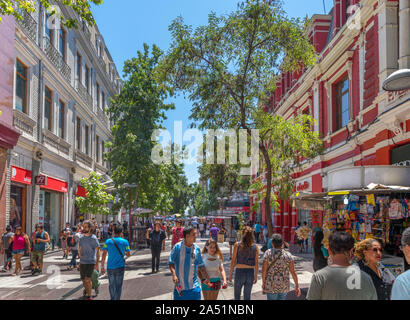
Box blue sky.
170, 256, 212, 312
92, 0, 334, 184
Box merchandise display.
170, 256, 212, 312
319, 193, 409, 254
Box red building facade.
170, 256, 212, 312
250, 0, 410, 243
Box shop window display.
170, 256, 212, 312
10, 185, 24, 232
39, 190, 61, 247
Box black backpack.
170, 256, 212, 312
67, 234, 77, 247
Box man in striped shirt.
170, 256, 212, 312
169, 226, 211, 300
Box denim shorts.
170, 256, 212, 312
13, 249, 25, 255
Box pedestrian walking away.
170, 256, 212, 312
78, 221, 101, 300
168, 226, 211, 300
354, 238, 395, 300
253, 223, 261, 244
171, 220, 184, 249
209, 224, 219, 242
61, 223, 71, 259
262, 234, 301, 300
10, 226, 30, 276
391, 227, 410, 300
312, 231, 329, 272
67, 226, 81, 271
307, 231, 377, 300
101, 225, 131, 300
147, 221, 166, 273
229, 226, 259, 300
1, 226, 14, 272
199, 222, 205, 238
200, 239, 227, 300
31, 224, 50, 275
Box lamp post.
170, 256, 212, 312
123, 183, 137, 243
382, 69, 410, 91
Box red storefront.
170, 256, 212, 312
9, 166, 32, 233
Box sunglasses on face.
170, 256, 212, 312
370, 248, 383, 253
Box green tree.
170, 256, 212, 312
188, 182, 218, 216
106, 44, 175, 214
158, 0, 321, 236
0, 0, 103, 27
75, 171, 114, 216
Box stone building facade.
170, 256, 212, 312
6, 1, 121, 244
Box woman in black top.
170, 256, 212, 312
354, 239, 395, 300
312, 231, 328, 272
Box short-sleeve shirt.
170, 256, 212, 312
391, 270, 410, 300
2, 232, 14, 250
263, 248, 294, 294
168, 241, 204, 291
102, 237, 130, 269
172, 227, 184, 246
79, 234, 100, 265
149, 230, 166, 248
307, 266, 378, 300
210, 227, 219, 238
255, 224, 261, 233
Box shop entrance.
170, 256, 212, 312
9, 185, 26, 232
39, 190, 62, 247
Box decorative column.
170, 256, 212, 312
399, 0, 410, 68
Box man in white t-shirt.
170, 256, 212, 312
199, 223, 205, 238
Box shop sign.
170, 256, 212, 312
35, 175, 47, 186
226, 206, 250, 213
296, 177, 312, 192
11, 166, 32, 185
40, 176, 68, 193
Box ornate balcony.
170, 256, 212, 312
97, 106, 109, 127
76, 79, 93, 108
75, 149, 93, 169
82, 21, 91, 41
98, 56, 106, 73
16, 9, 37, 43
43, 37, 71, 83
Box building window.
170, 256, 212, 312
96, 135, 100, 163
59, 29, 66, 60
102, 91, 105, 109
102, 141, 105, 166
85, 65, 90, 93
45, 12, 54, 43
58, 100, 65, 139
44, 87, 53, 131
76, 117, 81, 150
85, 125, 89, 155
15, 59, 28, 113
334, 77, 350, 131
77, 53, 82, 83
96, 83, 100, 108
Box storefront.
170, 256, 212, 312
38, 176, 68, 246
10, 166, 32, 233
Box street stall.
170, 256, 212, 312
293, 183, 410, 274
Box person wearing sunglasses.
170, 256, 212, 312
354, 238, 395, 300
392, 228, 410, 300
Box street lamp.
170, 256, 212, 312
382, 69, 410, 91
123, 183, 137, 243
217, 196, 229, 216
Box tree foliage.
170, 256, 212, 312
75, 172, 114, 216
0, 0, 103, 27
188, 182, 218, 216
158, 0, 321, 236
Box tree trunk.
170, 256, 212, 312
260, 144, 274, 237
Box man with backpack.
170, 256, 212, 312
31, 224, 50, 275
101, 225, 131, 300
1, 226, 14, 272
67, 226, 81, 271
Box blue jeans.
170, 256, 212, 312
234, 268, 254, 300
69, 250, 78, 267
267, 292, 287, 300
107, 267, 125, 300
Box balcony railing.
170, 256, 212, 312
82, 21, 91, 41
16, 9, 37, 43
43, 37, 71, 83
97, 106, 109, 127
98, 56, 106, 73
76, 79, 93, 108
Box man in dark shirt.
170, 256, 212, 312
147, 222, 166, 273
